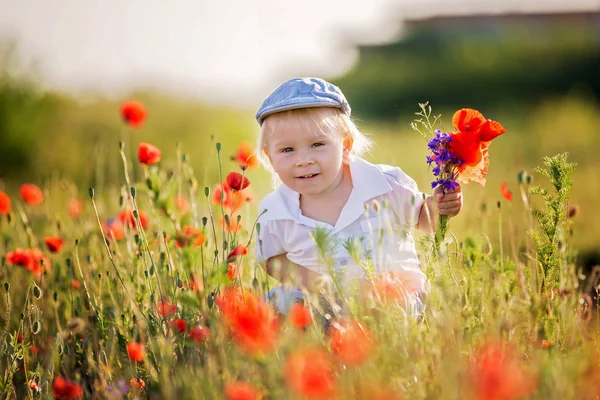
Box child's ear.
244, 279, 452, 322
343, 137, 353, 161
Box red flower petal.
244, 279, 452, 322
53, 376, 83, 399
231, 141, 259, 170
138, 142, 161, 165
0, 190, 11, 215
227, 244, 248, 262
329, 320, 373, 365
19, 184, 44, 206
449, 131, 483, 167
224, 381, 260, 400
121, 100, 147, 128
500, 182, 513, 201
289, 303, 312, 328
452, 108, 486, 133
479, 119, 506, 143
44, 237, 65, 253
126, 342, 145, 362
284, 347, 337, 398
226, 172, 251, 191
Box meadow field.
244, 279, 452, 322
1, 93, 600, 400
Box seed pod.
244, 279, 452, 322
33, 285, 42, 299
31, 321, 41, 335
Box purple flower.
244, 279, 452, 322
431, 178, 460, 192
427, 131, 464, 191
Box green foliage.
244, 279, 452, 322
529, 153, 576, 290
335, 20, 600, 121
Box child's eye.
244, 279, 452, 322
312, 142, 324, 148
280, 147, 293, 153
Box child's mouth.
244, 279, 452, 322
297, 173, 319, 179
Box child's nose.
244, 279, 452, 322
295, 150, 314, 166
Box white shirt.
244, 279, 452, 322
255, 155, 428, 290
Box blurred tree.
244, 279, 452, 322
0, 41, 58, 179
334, 15, 600, 122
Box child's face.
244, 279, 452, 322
265, 113, 349, 198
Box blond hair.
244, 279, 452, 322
256, 107, 372, 188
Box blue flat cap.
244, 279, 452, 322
255, 77, 351, 126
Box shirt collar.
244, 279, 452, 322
272, 155, 393, 232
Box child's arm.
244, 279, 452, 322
415, 186, 463, 233
263, 254, 322, 291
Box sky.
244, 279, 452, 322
1, 0, 598, 109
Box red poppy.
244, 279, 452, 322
212, 182, 250, 211
6, 248, 33, 269
448, 108, 506, 186
102, 219, 125, 241
231, 141, 259, 170
189, 325, 210, 343
216, 287, 279, 355
466, 342, 538, 400
0, 190, 11, 215
500, 182, 513, 201
44, 237, 65, 253
52, 377, 83, 399
20, 184, 44, 205
71, 280, 81, 290
157, 301, 177, 318
227, 244, 248, 262
224, 381, 260, 400
226, 172, 251, 191
284, 347, 337, 398
227, 263, 242, 280
449, 130, 484, 168
126, 342, 145, 362
30, 345, 40, 354
170, 318, 188, 334
289, 303, 312, 328
138, 142, 161, 165
452, 109, 506, 142
6, 248, 49, 276
118, 209, 149, 230
540, 340, 553, 349
68, 199, 83, 219
121, 100, 147, 128
329, 319, 373, 366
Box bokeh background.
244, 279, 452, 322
1, 0, 599, 256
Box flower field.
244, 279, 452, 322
0, 100, 598, 400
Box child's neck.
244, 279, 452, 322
299, 165, 353, 226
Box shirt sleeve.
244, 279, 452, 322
255, 219, 286, 263
383, 167, 426, 227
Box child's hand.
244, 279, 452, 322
434, 185, 462, 217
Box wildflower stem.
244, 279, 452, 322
434, 214, 449, 256
89, 195, 151, 325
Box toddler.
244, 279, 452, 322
253, 77, 462, 317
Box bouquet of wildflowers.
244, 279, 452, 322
412, 104, 506, 251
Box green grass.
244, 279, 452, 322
0, 94, 599, 399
